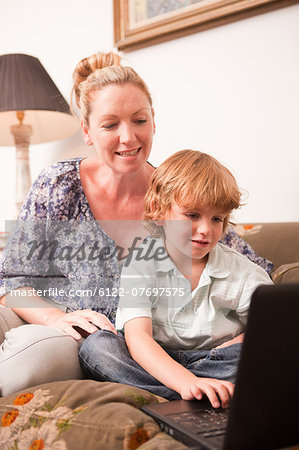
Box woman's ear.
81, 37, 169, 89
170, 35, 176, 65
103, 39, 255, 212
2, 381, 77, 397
81, 120, 93, 146
151, 108, 156, 134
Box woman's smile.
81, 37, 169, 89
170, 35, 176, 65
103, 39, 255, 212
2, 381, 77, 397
115, 147, 142, 158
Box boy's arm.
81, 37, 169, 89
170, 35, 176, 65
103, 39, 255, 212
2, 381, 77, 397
215, 332, 244, 349
217, 267, 273, 349
124, 317, 234, 408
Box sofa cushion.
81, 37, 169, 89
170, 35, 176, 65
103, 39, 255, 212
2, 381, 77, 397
272, 263, 299, 284
0, 380, 186, 449
236, 223, 299, 271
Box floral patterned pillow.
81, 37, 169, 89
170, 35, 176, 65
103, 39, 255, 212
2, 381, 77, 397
0, 380, 186, 450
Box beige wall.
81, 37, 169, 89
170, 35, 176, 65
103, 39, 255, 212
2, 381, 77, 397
0, 1, 298, 229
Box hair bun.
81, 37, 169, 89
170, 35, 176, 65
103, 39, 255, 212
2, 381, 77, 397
72, 51, 121, 108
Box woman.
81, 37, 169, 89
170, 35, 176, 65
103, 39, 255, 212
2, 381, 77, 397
0, 51, 156, 395
0, 51, 272, 396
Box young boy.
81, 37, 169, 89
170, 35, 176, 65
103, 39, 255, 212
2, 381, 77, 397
79, 150, 272, 408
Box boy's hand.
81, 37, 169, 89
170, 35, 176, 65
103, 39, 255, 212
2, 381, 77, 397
180, 377, 234, 409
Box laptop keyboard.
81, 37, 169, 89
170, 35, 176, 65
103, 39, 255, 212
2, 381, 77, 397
166, 408, 229, 436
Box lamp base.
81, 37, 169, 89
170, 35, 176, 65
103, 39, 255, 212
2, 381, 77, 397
10, 123, 32, 215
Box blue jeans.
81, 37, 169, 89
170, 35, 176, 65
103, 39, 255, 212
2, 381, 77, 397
79, 330, 242, 400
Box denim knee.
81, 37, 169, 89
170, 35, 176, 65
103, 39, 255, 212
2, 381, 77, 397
79, 329, 120, 361
78, 330, 124, 381
186, 343, 242, 383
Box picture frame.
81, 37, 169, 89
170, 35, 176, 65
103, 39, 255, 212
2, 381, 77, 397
114, 0, 297, 51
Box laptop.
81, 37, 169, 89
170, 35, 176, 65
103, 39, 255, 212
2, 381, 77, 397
141, 283, 299, 449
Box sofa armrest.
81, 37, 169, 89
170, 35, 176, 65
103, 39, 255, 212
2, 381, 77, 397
272, 262, 299, 284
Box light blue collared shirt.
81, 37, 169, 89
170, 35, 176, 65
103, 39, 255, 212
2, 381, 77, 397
116, 237, 272, 350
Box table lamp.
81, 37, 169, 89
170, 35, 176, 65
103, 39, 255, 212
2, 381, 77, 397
0, 53, 79, 213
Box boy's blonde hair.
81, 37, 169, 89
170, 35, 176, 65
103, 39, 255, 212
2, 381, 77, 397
143, 150, 242, 232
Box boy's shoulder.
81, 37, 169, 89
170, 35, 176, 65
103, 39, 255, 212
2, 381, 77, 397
214, 243, 269, 275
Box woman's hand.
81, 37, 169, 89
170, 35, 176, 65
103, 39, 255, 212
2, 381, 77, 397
47, 309, 117, 340
180, 377, 234, 409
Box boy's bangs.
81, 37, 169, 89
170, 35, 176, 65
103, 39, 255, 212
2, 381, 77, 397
175, 172, 239, 213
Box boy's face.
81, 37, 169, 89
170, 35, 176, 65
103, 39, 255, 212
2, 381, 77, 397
162, 203, 226, 265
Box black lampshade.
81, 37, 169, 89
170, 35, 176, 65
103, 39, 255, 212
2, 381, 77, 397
0, 53, 79, 145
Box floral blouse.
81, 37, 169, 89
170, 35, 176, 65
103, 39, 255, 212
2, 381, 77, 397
0, 158, 273, 324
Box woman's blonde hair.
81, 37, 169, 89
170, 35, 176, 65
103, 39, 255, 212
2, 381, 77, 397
143, 149, 242, 232
71, 51, 152, 125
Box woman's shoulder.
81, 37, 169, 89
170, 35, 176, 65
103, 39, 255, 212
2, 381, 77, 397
38, 158, 83, 185
19, 158, 87, 220
219, 226, 273, 275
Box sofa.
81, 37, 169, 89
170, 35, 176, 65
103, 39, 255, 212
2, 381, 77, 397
0, 222, 298, 450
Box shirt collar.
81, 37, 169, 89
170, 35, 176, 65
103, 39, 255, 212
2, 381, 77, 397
206, 243, 230, 278
149, 237, 179, 273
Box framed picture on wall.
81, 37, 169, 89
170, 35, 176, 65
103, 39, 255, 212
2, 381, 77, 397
114, 0, 296, 51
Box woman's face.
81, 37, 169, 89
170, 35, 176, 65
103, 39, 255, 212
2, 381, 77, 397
82, 83, 155, 174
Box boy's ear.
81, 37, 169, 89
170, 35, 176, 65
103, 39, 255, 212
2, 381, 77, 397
149, 200, 164, 226
147, 199, 166, 228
